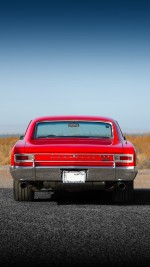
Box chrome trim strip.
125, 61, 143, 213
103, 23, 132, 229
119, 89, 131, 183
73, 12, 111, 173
32, 153, 114, 155
14, 153, 135, 164
116, 166, 138, 170
34, 161, 114, 163
10, 165, 137, 170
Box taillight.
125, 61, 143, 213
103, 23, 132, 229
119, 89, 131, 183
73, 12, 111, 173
115, 154, 134, 166
15, 154, 34, 163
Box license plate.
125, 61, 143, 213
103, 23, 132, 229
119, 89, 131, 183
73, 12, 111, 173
62, 171, 86, 183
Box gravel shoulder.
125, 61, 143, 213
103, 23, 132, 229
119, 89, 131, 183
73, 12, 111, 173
0, 165, 150, 188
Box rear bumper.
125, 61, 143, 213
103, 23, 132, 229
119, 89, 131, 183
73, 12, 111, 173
10, 166, 138, 182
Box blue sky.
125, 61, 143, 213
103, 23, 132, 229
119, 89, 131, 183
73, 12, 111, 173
0, 0, 150, 133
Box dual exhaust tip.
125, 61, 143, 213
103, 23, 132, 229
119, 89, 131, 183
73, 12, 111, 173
117, 182, 126, 190
106, 181, 126, 192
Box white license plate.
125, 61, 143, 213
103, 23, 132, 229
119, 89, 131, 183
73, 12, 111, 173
62, 171, 86, 183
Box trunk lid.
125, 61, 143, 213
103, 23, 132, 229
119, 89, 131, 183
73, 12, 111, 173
24, 138, 124, 167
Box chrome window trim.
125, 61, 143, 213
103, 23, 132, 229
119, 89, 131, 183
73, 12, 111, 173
34, 120, 114, 139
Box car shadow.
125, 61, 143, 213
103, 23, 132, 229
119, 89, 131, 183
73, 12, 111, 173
35, 188, 150, 205
1, 188, 150, 205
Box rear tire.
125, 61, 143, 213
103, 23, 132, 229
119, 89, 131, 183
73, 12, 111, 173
13, 180, 34, 201
112, 181, 134, 203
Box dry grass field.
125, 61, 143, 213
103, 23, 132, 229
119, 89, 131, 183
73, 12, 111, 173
126, 134, 150, 169
0, 136, 19, 165
0, 135, 150, 168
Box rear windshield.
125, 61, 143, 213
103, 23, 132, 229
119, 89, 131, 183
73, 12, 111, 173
35, 121, 113, 139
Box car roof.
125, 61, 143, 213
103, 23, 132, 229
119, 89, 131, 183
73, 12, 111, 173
31, 115, 116, 124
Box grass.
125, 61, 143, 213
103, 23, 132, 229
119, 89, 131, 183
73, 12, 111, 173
0, 137, 19, 165
125, 134, 150, 169
0, 135, 150, 168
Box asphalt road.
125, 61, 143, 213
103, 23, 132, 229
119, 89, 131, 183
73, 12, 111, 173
1, 189, 150, 267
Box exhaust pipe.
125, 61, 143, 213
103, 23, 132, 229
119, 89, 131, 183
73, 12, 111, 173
117, 182, 126, 190
105, 182, 126, 192
20, 181, 28, 189
105, 183, 118, 192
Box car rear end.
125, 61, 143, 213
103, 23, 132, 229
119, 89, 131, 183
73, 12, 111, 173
10, 116, 138, 202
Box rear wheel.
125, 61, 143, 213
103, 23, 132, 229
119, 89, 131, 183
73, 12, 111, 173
13, 180, 34, 201
112, 181, 134, 203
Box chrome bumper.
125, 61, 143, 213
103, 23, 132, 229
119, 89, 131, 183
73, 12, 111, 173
10, 166, 138, 182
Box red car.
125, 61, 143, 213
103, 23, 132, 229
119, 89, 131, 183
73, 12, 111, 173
10, 115, 138, 203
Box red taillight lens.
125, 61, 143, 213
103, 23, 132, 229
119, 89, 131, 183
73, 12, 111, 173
118, 156, 133, 162
115, 154, 134, 166
115, 154, 133, 163
15, 154, 34, 162
16, 155, 29, 161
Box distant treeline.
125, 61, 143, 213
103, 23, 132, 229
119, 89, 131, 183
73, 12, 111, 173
0, 134, 22, 138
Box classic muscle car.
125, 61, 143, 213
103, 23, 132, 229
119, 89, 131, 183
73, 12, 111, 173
10, 115, 138, 202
